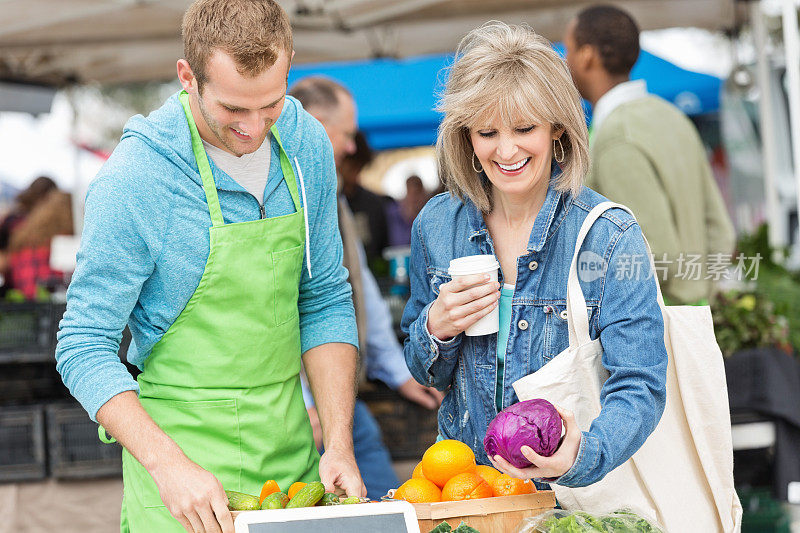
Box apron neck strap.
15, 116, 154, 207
270, 126, 302, 213
179, 91, 224, 227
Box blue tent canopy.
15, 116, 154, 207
288, 48, 721, 151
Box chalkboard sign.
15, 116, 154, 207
234, 501, 420, 533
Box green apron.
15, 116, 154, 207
118, 91, 319, 531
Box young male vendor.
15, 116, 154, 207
55, 1, 363, 531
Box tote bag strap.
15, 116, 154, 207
566, 201, 666, 346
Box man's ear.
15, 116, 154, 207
176, 59, 197, 94
580, 44, 601, 72
284, 50, 296, 85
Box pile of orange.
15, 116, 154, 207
256, 480, 312, 505
393, 439, 536, 504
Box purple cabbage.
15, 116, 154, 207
483, 399, 563, 468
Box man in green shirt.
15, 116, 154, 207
563, 5, 735, 304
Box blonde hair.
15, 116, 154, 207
182, 0, 293, 87
437, 22, 589, 212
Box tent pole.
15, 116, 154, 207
752, 0, 784, 249
67, 88, 83, 237
783, 0, 800, 250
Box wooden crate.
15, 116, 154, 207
232, 491, 556, 531
413, 491, 556, 532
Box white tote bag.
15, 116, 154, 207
513, 202, 742, 533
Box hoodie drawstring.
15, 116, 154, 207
294, 156, 312, 279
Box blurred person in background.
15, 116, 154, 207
291, 76, 444, 499
5, 189, 73, 300
402, 22, 667, 488
564, 4, 735, 305
0, 176, 57, 296
401, 175, 430, 227
55, 1, 363, 531
385, 175, 431, 247
339, 130, 390, 267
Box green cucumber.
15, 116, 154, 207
317, 492, 340, 506
285, 481, 325, 508
225, 490, 260, 511
341, 496, 370, 504
261, 492, 289, 510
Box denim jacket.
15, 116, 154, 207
401, 184, 668, 488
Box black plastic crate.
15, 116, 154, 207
46, 403, 121, 479
359, 382, 439, 460
0, 302, 56, 363
50, 302, 66, 350
0, 405, 47, 482
0, 362, 70, 406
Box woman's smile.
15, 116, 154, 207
494, 157, 531, 175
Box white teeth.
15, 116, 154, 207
232, 127, 249, 137
497, 158, 529, 171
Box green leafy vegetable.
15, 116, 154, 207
428, 521, 481, 533
429, 522, 452, 533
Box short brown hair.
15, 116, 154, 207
574, 5, 640, 76
289, 76, 351, 118
182, 0, 293, 86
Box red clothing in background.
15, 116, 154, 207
7, 245, 62, 300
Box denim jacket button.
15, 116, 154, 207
528, 260, 539, 271
559, 310, 568, 320
518, 319, 529, 330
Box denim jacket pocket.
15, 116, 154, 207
543, 303, 569, 362
544, 303, 599, 361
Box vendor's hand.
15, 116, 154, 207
397, 378, 445, 410
427, 274, 500, 340
489, 406, 581, 482
149, 452, 233, 533
306, 406, 324, 451
318, 446, 366, 498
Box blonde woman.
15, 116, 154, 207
401, 22, 668, 488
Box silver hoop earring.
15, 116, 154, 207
472, 153, 483, 173
554, 137, 565, 163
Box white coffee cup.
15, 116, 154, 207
448, 254, 501, 336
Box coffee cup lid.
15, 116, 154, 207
448, 255, 500, 276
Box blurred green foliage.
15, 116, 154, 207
711, 224, 800, 358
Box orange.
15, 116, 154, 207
491, 474, 536, 497
441, 473, 493, 501
394, 478, 442, 503
258, 479, 280, 504
421, 439, 477, 488
412, 461, 426, 479
475, 465, 502, 486
287, 481, 306, 499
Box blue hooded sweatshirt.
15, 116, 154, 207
55, 92, 358, 421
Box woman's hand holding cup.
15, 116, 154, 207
427, 273, 501, 340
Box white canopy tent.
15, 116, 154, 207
0, 0, 735, 85
3, 0, 799, 255
0, 0, 739, 241
749, 0, 800, 255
